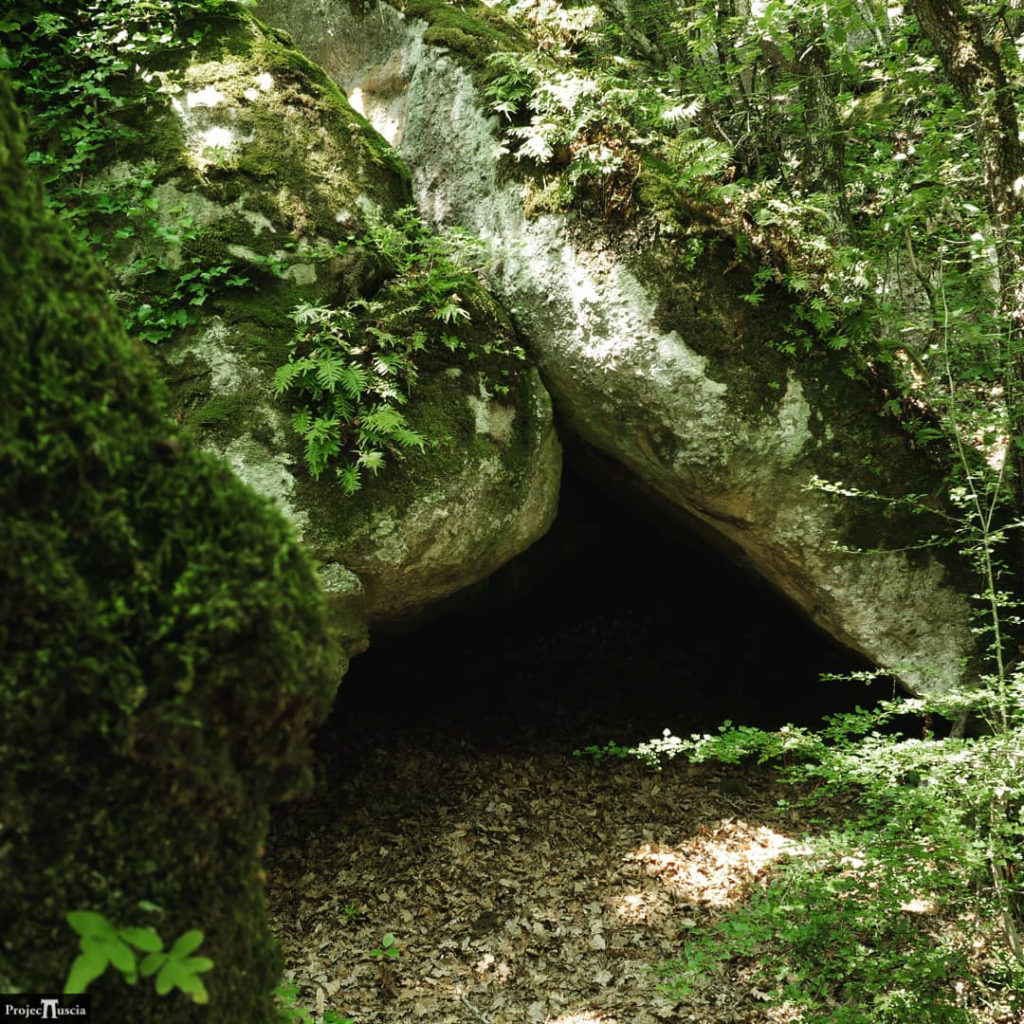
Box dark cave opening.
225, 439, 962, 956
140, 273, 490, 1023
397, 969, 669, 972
317, 454, 889, 762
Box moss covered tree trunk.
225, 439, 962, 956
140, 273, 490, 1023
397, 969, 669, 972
0, 76, 340, 1020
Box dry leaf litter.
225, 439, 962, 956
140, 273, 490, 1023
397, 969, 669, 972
267, 708, 815, 1024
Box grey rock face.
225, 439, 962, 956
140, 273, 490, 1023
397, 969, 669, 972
257, 0, 976, 692
98, 15, 560, 625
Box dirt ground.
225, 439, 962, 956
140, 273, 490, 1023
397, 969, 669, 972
266, 703, 814, 1024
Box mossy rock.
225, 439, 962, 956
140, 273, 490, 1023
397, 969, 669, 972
74, 12, 561, 624
258, 0, 524, 89
252, 1, 979, 691
0, 79, 339, 1020
99, 15, 409, 294
169, 272, 561, 622
292, 282, 562, 621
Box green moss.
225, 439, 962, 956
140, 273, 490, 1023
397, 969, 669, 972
187, 20, 409, 232
0, 80, 339, 1019
635, 164, 705, 235
522, 175, 574, 219
394, 0, 525, 80
214, 286, 300, 366
291, 278, 536, 559
187, 390, 250, 431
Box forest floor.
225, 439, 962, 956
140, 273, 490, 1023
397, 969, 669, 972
264, 508, 879, 1023
266, 702, 825, 1024
265, 482, 1015, 1023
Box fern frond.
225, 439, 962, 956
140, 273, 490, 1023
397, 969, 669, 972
361, 405, 405, 435
273, 359, 311, 396
290, 302, 330, 325
314, 355, 346, 391
357, 449, 387, 475
291, 408, 312, 435
339, 365, 368, 399
337, 464, 361, 494
392, 426, 427, 451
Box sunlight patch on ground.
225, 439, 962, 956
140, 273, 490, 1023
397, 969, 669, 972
621, 820, 803, 908
471, 952, 514, 982
547, 1013, 612, 1023
899, 896, 940, 914
765, 1002, 806, 1022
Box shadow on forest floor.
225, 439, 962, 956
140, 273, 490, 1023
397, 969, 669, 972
265, 470, 893, 1022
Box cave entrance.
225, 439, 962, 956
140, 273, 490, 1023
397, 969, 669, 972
266, 454, 887, 1020
319, 450, 880, 763
266, 452, 897, 1019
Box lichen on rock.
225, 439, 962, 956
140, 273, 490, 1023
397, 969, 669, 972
68, 11, 561, 625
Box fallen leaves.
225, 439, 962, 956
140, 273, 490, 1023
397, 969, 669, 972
266, 713, 806, 1023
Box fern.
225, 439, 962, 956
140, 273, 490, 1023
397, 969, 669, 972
273, 359, 312, 396
357, 450, 386, 475
314, 354, 347, 391
338, 365, 368, 399
290, 408, 312, 435
272, 207, 503, 487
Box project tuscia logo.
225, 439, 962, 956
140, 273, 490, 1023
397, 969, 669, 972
0, 996, 91, 1019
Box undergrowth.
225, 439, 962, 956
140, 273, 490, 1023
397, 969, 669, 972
273, 206, 520, 490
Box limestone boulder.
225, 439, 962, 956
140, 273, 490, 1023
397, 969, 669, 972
92, 14, 560, 624
257, 0, 975, 691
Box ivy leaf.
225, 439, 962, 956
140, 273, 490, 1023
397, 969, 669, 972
155, 959, 177, 997
180, 956, 214, 974
170, 931, 205, 959
104, 938, 137, 975
179, 972, 210, 1004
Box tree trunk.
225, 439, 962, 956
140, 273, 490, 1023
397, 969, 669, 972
910, 0, 1024, 510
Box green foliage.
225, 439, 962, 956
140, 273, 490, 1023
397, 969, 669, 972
573, 275, 1023, 1018
369, 933, 401, 960
571, 242, 1024, 1014
274, 207, 510, 489
649, 691, 1024, 1021
477, 0, 1021, 405
275, 300, 428, 487
584, 690, 1024, 1019
64, 912, 213, 1005
573, 728, 686, 770
126, 249, 265, 345
0, 1, 258, 344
